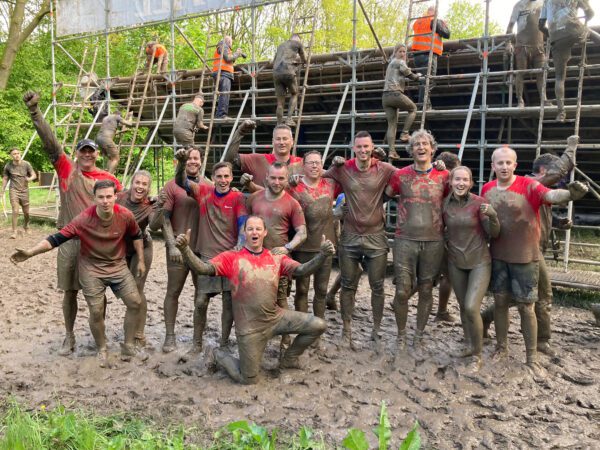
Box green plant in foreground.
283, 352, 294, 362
342, 401, 421, 450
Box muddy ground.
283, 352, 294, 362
0, 226, 598, 448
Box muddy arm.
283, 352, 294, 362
175, 232, 216, 276
23, 91, 63, 163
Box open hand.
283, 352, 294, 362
10, 248, 31, 264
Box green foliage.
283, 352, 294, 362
444, 0, 502, 40
372, 401, 391, 449
342, 428, 370, 450
398, 421, 421, 450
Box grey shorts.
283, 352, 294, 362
273, 73, 298, 96
340, 232, 389, 259
491, 259, 539, 303
57, 239, 81, 291
515, 45, 544, 70
393, 238, 445, 284
196, 257, 231, 294
79, 269, 138, 307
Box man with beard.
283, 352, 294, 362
22, 91, 121, 357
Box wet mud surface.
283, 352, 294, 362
1, 227, 599, 448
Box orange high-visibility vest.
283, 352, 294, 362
212, 44, 234, 74
146, 44, 167, 58
411, 17, 443, 56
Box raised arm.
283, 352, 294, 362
174, 149, 198, 197
23, 92, 63, 163
175, 230, 216, 275
222, 119, 256, 167
292, 237, 335, 278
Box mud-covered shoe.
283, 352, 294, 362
134, 335, 147, 349
517, 98, 525, 108
399, 131, 410, 142
187, 342, 203, 356
537, 341, 556, 357
280, 357, 302, 369
467, 355, 482, 372
121, 343, 149, 362
58, 333, 76, 356
162, 334, 176, 353
556, 110, 566, 122
388, 149, 401, 161
491, 346, 508, 361
285, 118, 296, 127
482, 314, 492, 338
325, 295, 337, 311
97, 348, 110, 368
434, 311, 456, 323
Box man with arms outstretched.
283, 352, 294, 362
22, 91, 121, 357
175, 215, 333, 384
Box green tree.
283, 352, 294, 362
445, 0, 502, 40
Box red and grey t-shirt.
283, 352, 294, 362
387, 165, 449, 241
289, 178, 340, 252
162, 178, 200, 253
482, 175, 550, 264
324, 158, 396, 236
54, 153, 122, 228
246, 190, 305, 249
210, 248, 300, 335
239, 153, 303, 187
191, 182, 247, 259
54, 204, 141, 277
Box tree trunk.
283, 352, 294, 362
0, 0, 50, 90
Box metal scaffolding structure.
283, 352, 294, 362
6, 0, 599, 281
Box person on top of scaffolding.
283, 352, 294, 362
96, 110, 134, 175
212, 36, 244, 119
382, 43, 422, 160
409, 5, 450, 110
173, 94, 208, 148
506, 0, 552, 108
144, 41, 169, 73
272, 34, 307, 127
539, 0, 600, 122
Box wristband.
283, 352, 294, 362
284, 243, 292, 252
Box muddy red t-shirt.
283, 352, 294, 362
324, 158, 396, 236
289, 178, 340, 252
59, 204, 141, 277
116, 190, 155, 254
54, 153, 122, 228
246, 190, 305, 249
388, 165, 449, 241
162, 179, 200, 253
482, 176, 550, 264
191, 182, 247, 258
442, 193, 493, 269
210, 248, 300, 335
239, 153, 303, 188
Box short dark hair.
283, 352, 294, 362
303, 150, 322, 163
212, 161, 233, 174
269, 161, 288, 173
93, 179, 116, 194
186, 146, 203, 158
532, 153, 560, 174
354, 130, 372, 141
9, 147, 20, 154
436, 151, 460, 171
245, 215, 265, 228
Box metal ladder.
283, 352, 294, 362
405, 0, 440, 129
290, 9, 317, 153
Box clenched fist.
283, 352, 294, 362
567, 181, 589, 201
23, 91, 40, 110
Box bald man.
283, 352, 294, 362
481, 146, 587, 374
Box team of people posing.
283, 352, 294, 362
10, 91, 588, 384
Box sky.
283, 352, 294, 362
439, 0, 600, 29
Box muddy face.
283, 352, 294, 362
353, 136, 373, 164
411, 136, 434, 166
394, 46, 407, 61
129, 175, 150, 203
76, 146, 99, 172
491, 148, 517, 184
10, 149, 21, 163
272, 128, 293, 160
94, 186, 116, 216
450, 168, 473, 198
266, 166, 288, 196
186, 149, 202, 177
244, 216, 268, 252
213, 167, 233, 194
303, 153, 322, 180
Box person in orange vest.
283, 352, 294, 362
410, 6, 450, 109
144, 41, 169, 73
212, 36, 245, 119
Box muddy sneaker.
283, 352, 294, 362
280, 357, 302, 369
399, 131, 410, 142
526, 360, 546, 378
517, 98, 525, 108
467, 355, 482, 372
395, 333, 407, 354
162, 334, 176, 353
120, 343, 149, 363
491, 346, 508, 361
186, 342, 203, 356
388, 149, 401, 161
537, 341, 556, 357
556, 110, 566, 122
97, 348, 110, 368
434, 311, 456, 323
10, 233, 17, 239
285, 118, 296, 127
543, 99, 553, 107
58, 333, 76, 356
455, 347, 474, 358
339, 331, 358, 351
134, 335, 147, 349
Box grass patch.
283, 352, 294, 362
552, 288, 600, 308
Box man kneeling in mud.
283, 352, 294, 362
174, 215, 333, 384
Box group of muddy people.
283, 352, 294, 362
2, 1, 597, 385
